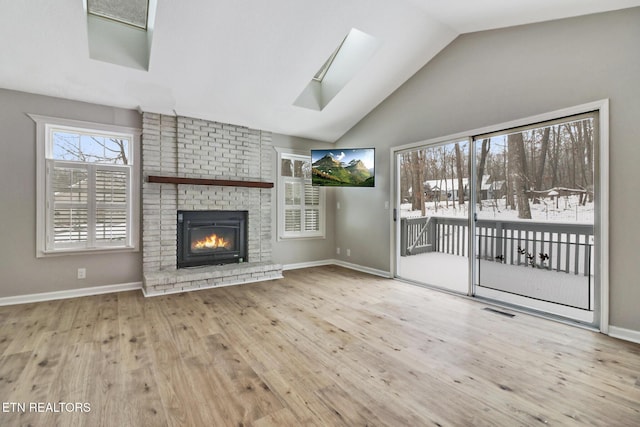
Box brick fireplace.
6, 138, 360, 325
141, 113, 282, 295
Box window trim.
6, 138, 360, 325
30, 114, 141, 257
276, 148, 326, 240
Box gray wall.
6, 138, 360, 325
0, 89, 143, 298
270, 133, 336, 266
334, 8, 640, 331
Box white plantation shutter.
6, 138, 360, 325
304, 183, 320, 232
47, 161, 130, 250
304, 209, 320, 232
34, 115, 138, 256
48, 161, 89, 249
304, 183, 319, 205
284, 209, 302, 232
279, 152, 325, 239
95, 167, 129, 244
284, 181, 302, 205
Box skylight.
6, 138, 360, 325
87, 0, 149, 30
294, 28, 381, 111
312, 35, 347, 82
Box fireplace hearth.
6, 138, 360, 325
177, 210, 248, 268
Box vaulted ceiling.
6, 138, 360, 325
1, 0, 639, 142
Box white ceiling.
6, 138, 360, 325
1, 0, 639, 142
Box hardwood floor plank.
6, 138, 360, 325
314, 383, 386, 426
180, 353, 245, 426
146, 305, 209, 427
205, 333, 284, 422
39, 342, 98, 426
147, 337, 207, 427
253, 407, 300, 427
119, 366, 167, 427
260, 368, 338, 426
117, 292, 152, 373
0, 351, 31, 393
65, 296, 102, 346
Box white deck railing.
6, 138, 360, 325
400, 216, 594, 276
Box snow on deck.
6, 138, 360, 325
398, 252, 593, 310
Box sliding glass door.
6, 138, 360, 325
394, 109, 601, 326
472, 113, 597, 323
395, 139, 470, 294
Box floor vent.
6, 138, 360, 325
483, 307, 515, 318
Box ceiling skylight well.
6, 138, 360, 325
312, 35, 347, 82
87, 0, 149, 30
85, 0, 157, 70
294, 28, 381, 112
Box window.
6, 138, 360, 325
277, 151, 325, 239
31, 115, 140, 256
87, 0, 149, 30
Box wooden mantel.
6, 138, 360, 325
147, 175, 274, 189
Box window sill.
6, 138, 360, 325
278, 234, 326, 242
37, 245, 139, 258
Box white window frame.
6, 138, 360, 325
276, 149, 326, 240
30, 114, 140, 257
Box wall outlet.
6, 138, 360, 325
346, 249, 351, 257
384, 201, 389, 209
337, 201, 341, 209
77, 268, 86, 279
336, 247, 341, 255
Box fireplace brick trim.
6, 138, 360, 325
143, 261, 283, 296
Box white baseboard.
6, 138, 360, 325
0, 282, 142, 307
608, 326, 640, 345
282, 259, 392, 279
282, 259, 335, 270
332, 259, 393, 278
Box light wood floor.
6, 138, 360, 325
0, 266, 639, 426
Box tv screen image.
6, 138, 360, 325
311, 148, 375, 187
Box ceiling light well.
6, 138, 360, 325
87, 0, 149, 30
84, 0, 157, 70
294, 28, 382, 111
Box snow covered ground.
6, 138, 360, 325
400, 195, 594, 224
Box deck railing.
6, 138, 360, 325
400, 216, 594, 276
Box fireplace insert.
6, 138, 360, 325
177, 210, 248, 268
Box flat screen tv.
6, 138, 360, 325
311, 148, 375, 187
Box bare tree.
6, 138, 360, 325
454, 142, 465, 206
400, 153, 413, 202
508, 132, 531, 219
476, 138, 490, 211
54, 134, 129, 165
441, 146, 450, 209
532, 127, 550, 203
410, 150, 426, 215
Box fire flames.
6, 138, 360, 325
191, 233, 231, 251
